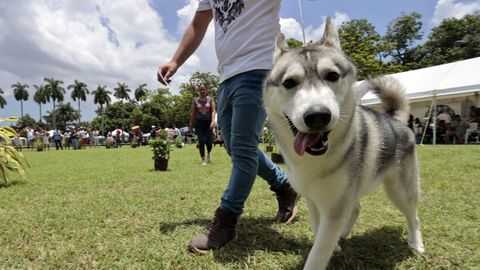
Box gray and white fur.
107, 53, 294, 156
263, 17, 424, 270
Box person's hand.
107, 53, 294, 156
210, 122, 216, 129
157, 62, 178, 85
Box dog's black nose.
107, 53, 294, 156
304, 106, 331, 129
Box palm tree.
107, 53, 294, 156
0, 89, 7, 109
113, 82, 131, 131
33, 84, 50, 123
92, 85, 112, 135
11, 82, 29, 118
44, 77, 65, 130
134, 84, 149, 105
56, 103, 79, 128
68, 80, 89, 124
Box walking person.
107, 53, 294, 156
157, 0, 299, 254
189, 83, 216, 165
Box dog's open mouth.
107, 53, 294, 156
286, 115, 330, 156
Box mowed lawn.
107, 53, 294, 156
0, 144, 478, 269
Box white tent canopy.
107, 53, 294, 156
359, 57, 480, 105
357, 57, 480, 144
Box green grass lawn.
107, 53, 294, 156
0, 144, 479, 269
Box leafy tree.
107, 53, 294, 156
98, 101, 136, 134
43, 103, 79, 130
179, 72, 219, 98
383, 12, 423, 66
0, 89, 7, 109
44, 77, 65, 130
16, 114, 37, 130
421, 12, 480, 66
68, 80, 89, 124
92, 85, 112, 135
338, 19, 385, 79
11, 82, 29, 118
113, 82, 131, 131
33, 84, 50, 123
134, 83, 149, 105
287, 38, 303, 48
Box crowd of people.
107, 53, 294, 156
14, 127, 103, 151
409, 105, 480, 144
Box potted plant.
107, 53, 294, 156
0, 117, 29, 186
149, 129, 171, 171
263, 128, 274, 152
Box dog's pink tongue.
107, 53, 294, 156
294, 132, 322, 156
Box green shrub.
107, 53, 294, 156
0, 117, 29, 186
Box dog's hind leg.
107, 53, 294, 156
384, 166, 425, 253
340, 202, 361, 239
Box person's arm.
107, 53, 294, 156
189, 100, 196, 133
210, 98, 217, 129
157, 10, 213, 85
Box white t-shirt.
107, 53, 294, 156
197, 0, 281, 83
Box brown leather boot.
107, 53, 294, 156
188, 208, 238, 254
271, 181, 300, 223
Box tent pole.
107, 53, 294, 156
421, 101, 434, 144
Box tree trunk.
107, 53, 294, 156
78, 100, 81, 124
39, 103, 42, 123
101, 105, 104, 136
20, 100, 24, 119
53, 100, 57, 130
121, 100, 125, 131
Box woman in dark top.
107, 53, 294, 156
189, 83, 216, 165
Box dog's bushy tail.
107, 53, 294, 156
367, 76, 410, 123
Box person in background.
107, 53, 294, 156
189, 83, 216, 165
469, 106, 480, 123
42, 129, 50, 151
53, 129, 63, 150
157, 0, 299, 254
26, 127, 35, 151
447, 114, 469, 144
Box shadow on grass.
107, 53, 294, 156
0, 180, 27, 188
327, 226, 415, 270
159, 218, 414, 270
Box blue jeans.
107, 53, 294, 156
217, 69, 288, 215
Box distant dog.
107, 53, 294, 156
263, 17, 425, 269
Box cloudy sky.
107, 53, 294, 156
1, 0, 479, 122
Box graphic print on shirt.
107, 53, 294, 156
213, 0, 245, 33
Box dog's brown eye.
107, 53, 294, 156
325, 72, 339, 82
283, 79, 298, 89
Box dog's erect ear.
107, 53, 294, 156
318, 17, 341, 50
274, 33, 289, 62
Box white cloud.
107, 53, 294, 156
0, 0, 214, 121
432, 0, 480, 25
280, 12, 350, 44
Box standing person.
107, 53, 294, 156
42, 129, 50, 151
53, 129, 63, 150
157, 0, 299, 253
26, 127, 35, 151
189, 84, 216, 165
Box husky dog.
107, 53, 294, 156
263, 18, 425, 269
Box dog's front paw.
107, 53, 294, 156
409, 242, 425, 254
